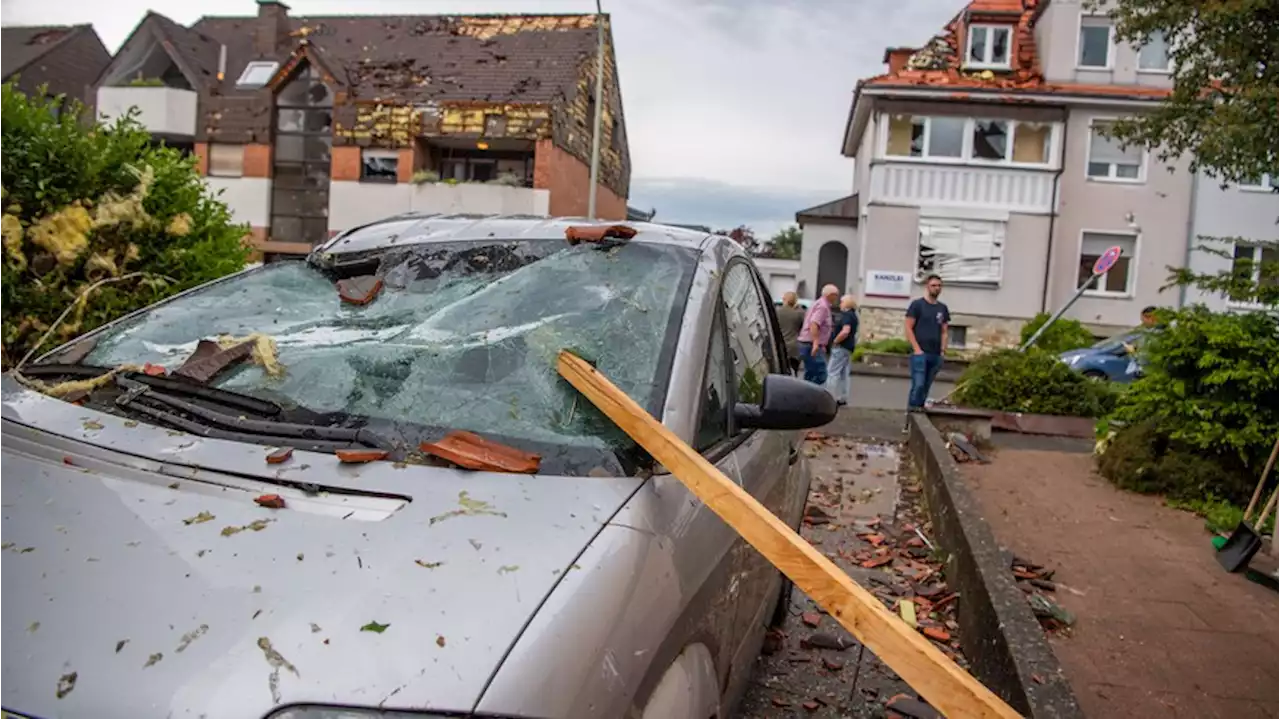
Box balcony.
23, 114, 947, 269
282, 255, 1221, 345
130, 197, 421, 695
96, 86, 197, 138
869, 162, 1056, 215
328, 181, 551, 233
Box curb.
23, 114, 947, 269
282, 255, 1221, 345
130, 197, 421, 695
907, 414, 1085, 719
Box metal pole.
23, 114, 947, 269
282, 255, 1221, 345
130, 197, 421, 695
1019, 272, 1100, 352
586, 0, 606, 220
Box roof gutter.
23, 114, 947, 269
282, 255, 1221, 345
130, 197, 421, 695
859, 85, 1166, 108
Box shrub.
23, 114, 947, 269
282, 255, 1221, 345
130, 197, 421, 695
953, 348, 1118, 417
852, 337, 912, 364
1019, 312, 1097, 354
1098, 421, 1257, 505
1, 84, 248, 367
410, 169, 440, 184
1109, 305, 1277, 469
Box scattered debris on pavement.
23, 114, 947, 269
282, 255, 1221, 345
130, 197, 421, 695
945, 432, 990, 464
1010, 556, 1075, 633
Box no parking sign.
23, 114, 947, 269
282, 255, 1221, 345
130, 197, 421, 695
1093, 245, 1124, 276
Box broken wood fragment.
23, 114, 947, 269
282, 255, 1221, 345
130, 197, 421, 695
335, 449, 389, 463
337, 276, 385, 305
420, 431, 540, 474
564, 224, 637, 245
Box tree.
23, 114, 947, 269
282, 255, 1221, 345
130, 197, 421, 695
767, 225, 802, 260
715, 225, 761, 255
1, 84, 249, 368
1092, 0, 1277, 185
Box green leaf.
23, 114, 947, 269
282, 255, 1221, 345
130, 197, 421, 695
360, 620, 390, 634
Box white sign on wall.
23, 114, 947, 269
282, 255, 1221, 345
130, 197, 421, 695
864, 270, 913, 298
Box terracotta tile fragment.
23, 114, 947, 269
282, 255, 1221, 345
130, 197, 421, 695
420, 431, 540, 474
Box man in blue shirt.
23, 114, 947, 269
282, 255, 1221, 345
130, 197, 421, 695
826, 295, 859, 406
904, 274, 950, 411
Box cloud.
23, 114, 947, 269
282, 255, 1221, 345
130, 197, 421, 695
630, 178, 835, 238
1, 0, 958, 229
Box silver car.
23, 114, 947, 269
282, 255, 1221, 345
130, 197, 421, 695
2, 216, 836, 719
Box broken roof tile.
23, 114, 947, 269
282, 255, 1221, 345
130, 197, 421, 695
420, 431, 541, 474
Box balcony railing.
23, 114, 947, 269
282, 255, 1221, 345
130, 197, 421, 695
96, 86, 198, 138
869, 162, 1056, 214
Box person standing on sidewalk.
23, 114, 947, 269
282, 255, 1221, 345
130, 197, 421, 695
826, 295, 859, 406
904, 274, 950, 412
774, 291, 806, 376
798, 284, 838, 385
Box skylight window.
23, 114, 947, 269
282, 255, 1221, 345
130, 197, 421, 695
236, 61, 280, 89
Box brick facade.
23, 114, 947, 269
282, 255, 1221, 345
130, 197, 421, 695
331, 146, 361, 181
193, 142, 209, 176
533, 138, 626, 220
243, 144, 272, 178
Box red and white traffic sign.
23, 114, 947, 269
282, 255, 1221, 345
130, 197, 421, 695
1093, 245, 1124, 276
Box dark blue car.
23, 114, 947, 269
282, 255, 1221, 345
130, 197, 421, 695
1059, 330, 1151, 383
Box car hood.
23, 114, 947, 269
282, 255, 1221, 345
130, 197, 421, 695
1, 380, 642, 718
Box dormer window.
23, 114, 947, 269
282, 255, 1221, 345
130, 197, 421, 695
967, 25, 1012, 69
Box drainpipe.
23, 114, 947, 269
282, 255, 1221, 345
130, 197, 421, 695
1178, 170, 1200, 308
1040, 117, 1070, 314
586, 0, 606, 220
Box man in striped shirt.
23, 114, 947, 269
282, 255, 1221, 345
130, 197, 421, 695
797, 284, 839, 385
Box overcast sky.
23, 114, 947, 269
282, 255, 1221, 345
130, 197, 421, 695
1, 0, 956, 236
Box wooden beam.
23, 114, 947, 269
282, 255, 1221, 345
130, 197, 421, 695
556, 351, 1022, 719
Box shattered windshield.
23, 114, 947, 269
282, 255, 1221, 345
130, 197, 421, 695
82, 239, 697, 470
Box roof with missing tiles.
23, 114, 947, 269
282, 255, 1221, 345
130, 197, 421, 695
863, 0, 1170, 101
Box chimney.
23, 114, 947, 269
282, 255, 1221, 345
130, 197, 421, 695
883, 47, 915, 75
255, 0, 291, 56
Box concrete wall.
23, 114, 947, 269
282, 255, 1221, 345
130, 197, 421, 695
97, 86, 198, 138
205, 177, 271, 230
858, 204, 1050, 321
1185, 173, 1280, 311
1035, 0, 1174, 90
799, 222, 859, 301
1050, 107, 1193, 328
327, 181, 552, 232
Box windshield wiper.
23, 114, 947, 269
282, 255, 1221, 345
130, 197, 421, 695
19, 364, 282, 416
114, 376, 387, 453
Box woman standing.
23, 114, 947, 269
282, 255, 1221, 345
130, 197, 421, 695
826, 295, 859, 406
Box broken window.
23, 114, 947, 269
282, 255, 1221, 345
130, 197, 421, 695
694, 306, 730, 452
483, 114, 506, 137
1087, 121, 1143, 180
1077, 232, 1135, 294
967, 25, 1011, 68
272, 64, 333, 246
208, 144, 244, 177
1229, 243, 1278, 306
971, 120, 1010, 161
1011, 122, 1051, 164
361, 149, 399, 183
83, 239, 699, 475
886, 115, 924, 158
1078, 16, 1113, 68
916, 218, 1004, 285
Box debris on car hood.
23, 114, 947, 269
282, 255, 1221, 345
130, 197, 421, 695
336, 275, 385, 306
564, 224, 637, 245
173, 339, 254, 383
420, 430, 542, 474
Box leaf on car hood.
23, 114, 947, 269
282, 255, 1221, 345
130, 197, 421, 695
182, 511, 215, 526
360, 620, 390, 634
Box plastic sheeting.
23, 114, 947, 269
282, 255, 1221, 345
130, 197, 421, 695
87, 240, 697, 452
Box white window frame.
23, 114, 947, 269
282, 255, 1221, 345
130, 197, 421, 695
1238, 173, 1278, 193
207, 143, 244, 178
1076, 13, 1115, 70
236, 61, 280, 90
879, 114, 1061, 169
965, 24, 1013, 70
1078, 229, 1140, 299
1085, 118, 1146, 183
916, 216, 1006, 287
1136, 30, 1173, 74
1226, 243, 1276, 310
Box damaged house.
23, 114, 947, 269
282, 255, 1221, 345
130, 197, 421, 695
801, 0, 1277, 350
94, 1, 632, 259
2, 24, 111, 107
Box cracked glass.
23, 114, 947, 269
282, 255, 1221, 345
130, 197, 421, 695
84, 240, 698, 459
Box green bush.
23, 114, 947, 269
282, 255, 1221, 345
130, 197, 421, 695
1098, 421, 1259, 505
1019, 312, 1097, 354
1108, 306, 1277, 469
852, 337, 913, 363
952, 348, 1118, 417
1, 83, 248, 367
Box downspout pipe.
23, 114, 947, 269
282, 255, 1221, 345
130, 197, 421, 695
1178, 170, 1200, 308
1040, 117, 1069, 314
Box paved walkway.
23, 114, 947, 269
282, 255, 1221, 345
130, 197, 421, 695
961, 449, 1278, 718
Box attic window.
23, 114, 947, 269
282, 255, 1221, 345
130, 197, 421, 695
236, 61, 280, 89
967, 25, 1011, 69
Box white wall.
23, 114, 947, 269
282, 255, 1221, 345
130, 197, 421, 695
1185, 173, 1279, 311
799, 222, 859, 300
205, 177, 271, 228
328, 181, 553, 233
753, 257, 801, 301
97, 87, 197, 137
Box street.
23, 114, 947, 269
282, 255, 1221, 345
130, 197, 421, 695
844, 374, 956, 411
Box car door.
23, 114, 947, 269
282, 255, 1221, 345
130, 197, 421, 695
710, 260, 802, 706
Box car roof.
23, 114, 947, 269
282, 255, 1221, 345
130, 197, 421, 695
316, 213, 717, 257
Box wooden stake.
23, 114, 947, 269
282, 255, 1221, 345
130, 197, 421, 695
557, 351, 1022, 719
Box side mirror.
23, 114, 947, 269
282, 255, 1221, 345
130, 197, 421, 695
734, 374, 838, 431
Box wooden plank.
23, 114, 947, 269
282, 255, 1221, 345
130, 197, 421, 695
557, 351, 1022, 719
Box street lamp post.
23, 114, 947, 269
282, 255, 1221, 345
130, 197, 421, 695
587, 0, 605, 220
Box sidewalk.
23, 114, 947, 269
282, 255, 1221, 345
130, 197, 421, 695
961, 449, 1278, 718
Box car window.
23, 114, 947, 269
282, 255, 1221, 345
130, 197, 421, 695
1091, 330, 1143, 353
83, 239, 698, 458
722, 262, 778, 410
693, 310, 730, 452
